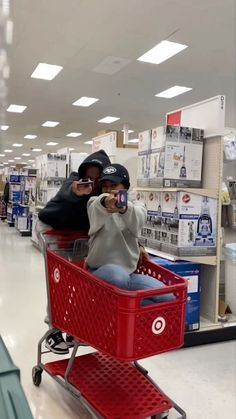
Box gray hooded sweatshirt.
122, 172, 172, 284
86, 193, 146, 273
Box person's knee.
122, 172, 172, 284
94, 264, 129, 288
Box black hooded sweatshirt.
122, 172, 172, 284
38, 150, 111, 230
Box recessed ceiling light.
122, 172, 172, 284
7, 104, 27, 113
22, 153, 31, 157
31, 63, 63, 80
46, 142, 58, 146
12, 143, 23, 147
69, 148, 75, 151
4, 149, 12, 153
28, 159, 35, 162
24, 134, 37, 139
14, 157, 21, 160
0, 154, 5, 157
66, 132, 82, 137
72, 96, 99, 107
155, 85, 192, 98
122, 129, 134, 134
8, 159, 14, 162
0, 125, 9, 131
84, 140, 93, 145
98, 116, 120, 124
41, 121, 59, 127
3, 162, 8, 165
128, 138, 139, 143
137, 40, 188, 65
32, 148, 42, 152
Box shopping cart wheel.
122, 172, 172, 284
32, 366, 43, 386
151, 413, 169, 419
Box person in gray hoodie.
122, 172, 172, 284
38, 150, 111, 355
87, 164, 173, 304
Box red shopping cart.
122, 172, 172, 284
33, 231, 187, 419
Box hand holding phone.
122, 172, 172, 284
72, 178, 93, 196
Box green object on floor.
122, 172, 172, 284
0, 336, 34, 419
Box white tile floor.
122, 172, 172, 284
0, 221, 235, 419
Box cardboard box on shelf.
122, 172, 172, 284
149, 126, 165, 187
151, 257, 201, 332
139, 191, 217, 256
137, 130, 151, 187
137, 125, 204, 187
163, 125, 204, 187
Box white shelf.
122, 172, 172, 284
200, 315, 236, 331
135, 187, 218, 199
145, 247, 217, 266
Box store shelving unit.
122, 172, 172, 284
138, 135, 236, 345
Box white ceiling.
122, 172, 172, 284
0, 0, 236, 165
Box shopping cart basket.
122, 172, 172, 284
33, 230, 187, 419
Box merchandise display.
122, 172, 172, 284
151, 257, 201, 331
137, 126, 204, 188
139, 191, 217, 256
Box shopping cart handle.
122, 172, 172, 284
44, 229, 88, 237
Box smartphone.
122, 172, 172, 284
78, 178, 94, 186
116, 189, 128, 208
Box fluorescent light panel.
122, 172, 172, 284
28, 159, 35, 162
12, 143, 22, 147
7, 104, 27, 113
31, 63, 63, 80
22, 153, 31, 156
66, 132, 82, 137
72, 96, 99, 107
0, 125, 9, 130
128, 138, 139, 143
42, 121, 59, 127
98, 116, 120, 124
32, 148, 42, 152
24, 134, 37, 139
8, 159, 14, 162
122, 129, 134, 133
84, 140, 93, 145
4, 149, 12, 153
155, 85, 192, 98
137, 40, 188, 64
46, 142, 58, 146
14, 157, 21, 160
69, 148, 75, 151
0, 154, 5, 157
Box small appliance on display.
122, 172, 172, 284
194, 197, 214, 246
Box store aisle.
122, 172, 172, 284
0, 221, 235, 419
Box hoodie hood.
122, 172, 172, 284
78, 150, 111, 178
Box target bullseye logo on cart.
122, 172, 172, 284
151, 316, 166, 335
54, 268, 60, 283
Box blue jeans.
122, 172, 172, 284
89, 264, 174, 305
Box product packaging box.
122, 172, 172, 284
151, 257, 201, 332
160, 191, 217, 256
138, 125, 204, 187
145, 191, 162, 249
137, 130, 151, 187
163, 125, 204, 187
149, 126, 166, 187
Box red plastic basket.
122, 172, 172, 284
46, 251, 187, 361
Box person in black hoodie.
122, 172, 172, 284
38, 150, 111, 231
37, 150, 111, 354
